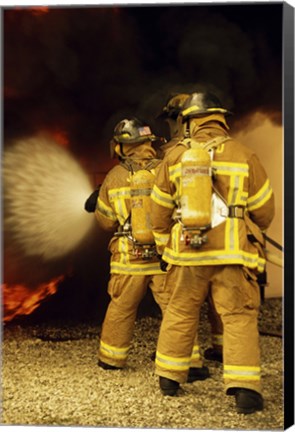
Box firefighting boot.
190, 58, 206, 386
204, 347, 223, 363
187, 366, 210, 383
235, 388, 264, 414
98, 360, 122, 370
159, 377, 180, 396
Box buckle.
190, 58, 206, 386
228, 206, 244, 218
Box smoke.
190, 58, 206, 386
1, 4, 283, 319
3, 135, 95, 262
4, 4, 282, 151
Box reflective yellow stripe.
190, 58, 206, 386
100, 340, 129, 360
225, 218, 232, 251
240, 191, 248, 203
207, 107, 228, 113
224, 365, 261, 381
156, 351, 191, 371
221, 218, 240, 252
153, 231, 170, 247
113, 198, 128, 223
191, 345, 200, 361
182, 105, 201, 116
233, 218, 240, 250
168, 162, 181, 182
118, 237, 129, 265
228, 173, 245, 206
151, 185, 174, 209
109, 187, 130, 224
96, 198, 117, 221
247, 179, 273, 211
163, 247, 266, 271
109, 187, 130, 200
212, 334, 223, 346
172, 223, 181, 253
212, 161, 249, 176
182, 106, 228, 117
110, 262, 163, 275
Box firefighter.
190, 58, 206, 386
156, 93, 190, 157
85, 117, 211, 383
150, 92, 275, 414
158, 93, 224, 364
89, 117, 166, 370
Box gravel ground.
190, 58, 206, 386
1, 298, 283, 430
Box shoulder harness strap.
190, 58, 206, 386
120, 158, 161, 174
178, 135, 231, 152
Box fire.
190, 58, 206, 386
2, 276, 64, 323
13, 6, 50, 15
49, 129, 70, 148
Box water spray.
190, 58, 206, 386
2, 134, 95, 261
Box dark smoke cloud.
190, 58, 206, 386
2, 4, 283, 321
4, 3, 282, 153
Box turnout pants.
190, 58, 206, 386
99, 273, 168, 368
155, 265, 262, 394
207, 290, 223, 353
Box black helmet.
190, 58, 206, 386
181, 92, 231, 122
158, 93, 189, 120
113, 118, 156, 144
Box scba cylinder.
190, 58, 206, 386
130, 170, 155, 244
181, 147, 212, 228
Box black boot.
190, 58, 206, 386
159, 377, 180, 396
187, 366, 210, 383
98, 360, 122, 370
235, 388, 264, 414
204, 347, 223, 363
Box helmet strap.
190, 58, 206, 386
184, 120, 191, 138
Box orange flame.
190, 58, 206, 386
50, 130, 70, 148
13, 6, 50, 15
2, 276, 64, 323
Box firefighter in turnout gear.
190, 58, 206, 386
158, 93, 224, 364
150, 92, 275, 414
157, 93, 190, 157
93, 118, 170, 370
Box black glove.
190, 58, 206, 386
157, 254, 168, 272
84, 187, 100, 213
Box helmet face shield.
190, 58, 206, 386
181, 92, 231, 122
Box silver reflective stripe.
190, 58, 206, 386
224, 369, 260, 377
111, 263, 162, 273
156, 355, 190, 371
151, 188, 174, 207
248, 183, 272, 209
163, 250, 259, 265
131, 188, 152, 196
213, 163, 248, 174
229, 176, 240, 205
109, 189, 130, 199
229, 218, 235, 250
